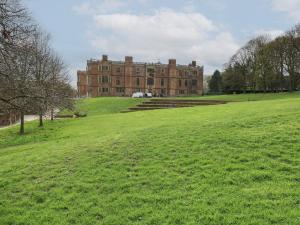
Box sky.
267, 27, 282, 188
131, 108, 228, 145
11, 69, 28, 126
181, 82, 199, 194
24, 0, 300, 86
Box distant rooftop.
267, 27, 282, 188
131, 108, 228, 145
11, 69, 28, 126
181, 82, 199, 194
87, 56, 203, 69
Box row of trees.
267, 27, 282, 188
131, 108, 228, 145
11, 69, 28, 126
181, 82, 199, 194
209, 24, 300, 94
0, 0, 74, 134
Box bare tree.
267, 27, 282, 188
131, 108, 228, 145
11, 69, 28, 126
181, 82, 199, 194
284, 24, 300, 90
265, 36, 287, 91
0, 0, 38, 134
226, 36, 271, 92
47, 54, 74, 120
223, 30, 300, 93
31, 29, 53, 127
0, 38, 38, 134
1, 0, 74, 134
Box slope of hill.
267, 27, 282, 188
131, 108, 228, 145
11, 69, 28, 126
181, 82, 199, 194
0, 93, 299, 225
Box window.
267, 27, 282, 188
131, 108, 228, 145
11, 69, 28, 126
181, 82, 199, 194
192, 79, 197, 86
185, 80, 188, 87
179, 90, 185, 94
116, 87, 124, 93
137, 67, 143, 75
116, 67, 121, 73
136, 78, 140, 86
147, 68, 154, 73
179, 79, 182, 87
102, 87, 109, 93
102, 76, 109, 83
102, 65, 110, 71
136, 67, 141, 75
147, 68, 155, 77
161, 79, 164, 86
88, 87, 93, 97
161, 89, 166, 94
194, 71, 197, 75
88, 76, 92, 85
161, 68, 165, 73
116, 79, 121, 85
147, 78, 154, 85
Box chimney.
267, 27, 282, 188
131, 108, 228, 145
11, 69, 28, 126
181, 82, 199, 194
125, 56, 133, 63
192, 61, 196, 67
168, 59, 176, 65
102, 55, 108, 61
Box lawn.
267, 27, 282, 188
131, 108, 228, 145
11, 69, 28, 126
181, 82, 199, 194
58, 97, 145, 116
180, 91, 300, 101
0, 93, 299, 225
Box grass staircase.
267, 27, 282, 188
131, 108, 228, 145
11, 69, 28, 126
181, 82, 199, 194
122, 99, 229, 112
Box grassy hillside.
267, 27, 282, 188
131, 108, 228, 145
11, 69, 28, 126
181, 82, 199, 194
0, 93, 300, 225
59, 97, 144, 116
182, 91, 300, 101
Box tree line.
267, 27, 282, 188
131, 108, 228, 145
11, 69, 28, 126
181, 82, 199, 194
0, 0, 74, 134
209, 24, 300, 94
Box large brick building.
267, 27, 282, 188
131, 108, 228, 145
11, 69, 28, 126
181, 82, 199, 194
77, 55, 204, 97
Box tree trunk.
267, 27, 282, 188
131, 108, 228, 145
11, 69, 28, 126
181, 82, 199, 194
263, 77, 267, 93
289, 72, 294, 91
20, 112, 24, 135
50, 108, 54, 121
9, 110, 12, 125
280, 77, 283, 91
39, 113, 43, 127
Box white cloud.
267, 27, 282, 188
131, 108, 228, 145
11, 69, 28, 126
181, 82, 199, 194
72, 0, 126, 15
272, 0, 300, 21
72, 2, 93, 15
254, 29, 284, 39
88, 9, 240, 74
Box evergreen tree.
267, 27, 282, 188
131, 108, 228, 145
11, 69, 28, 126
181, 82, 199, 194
209, 70, 222, 93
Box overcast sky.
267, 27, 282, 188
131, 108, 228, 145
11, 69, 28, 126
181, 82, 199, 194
24, 0, 300, 86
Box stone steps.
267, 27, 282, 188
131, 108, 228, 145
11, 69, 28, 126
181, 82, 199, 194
129, 107, 173, 111
121, 99, 229, 113
142, 101, 225, 106
137, 104, 195, 108
149, 99, 228, 104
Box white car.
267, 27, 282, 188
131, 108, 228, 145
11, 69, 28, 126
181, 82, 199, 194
145, 93, 152, 98
132, 92, 144, 98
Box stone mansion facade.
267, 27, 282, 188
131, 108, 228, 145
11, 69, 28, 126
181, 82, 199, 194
77, 55, 204, 97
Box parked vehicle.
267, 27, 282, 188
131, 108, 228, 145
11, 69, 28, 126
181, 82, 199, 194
132, 92, 144, 98
132, 92, 153, 98
145, 93, 153, 98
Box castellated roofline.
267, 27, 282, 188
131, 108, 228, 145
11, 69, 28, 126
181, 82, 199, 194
87, 55, 203, 69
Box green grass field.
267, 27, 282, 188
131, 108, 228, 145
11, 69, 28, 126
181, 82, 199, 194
0, 93, 300, 225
